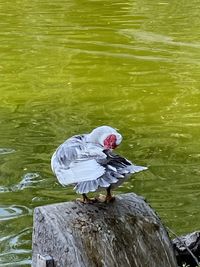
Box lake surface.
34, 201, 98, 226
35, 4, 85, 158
0, 0, 200, 265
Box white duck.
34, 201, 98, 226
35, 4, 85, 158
51, 126, 147, 203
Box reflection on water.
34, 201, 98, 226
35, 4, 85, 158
0, 205, 31, 221
0, 228, 32, 266
0, 0, 200, 265
0, 148, 15, 155
13, 172, 45, 191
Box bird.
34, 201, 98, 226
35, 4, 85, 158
51, 126, 147, 203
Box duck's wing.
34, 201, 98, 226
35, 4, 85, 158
104, 150, 148, 174
51, 135, 106, 186
74, 149, 148, 194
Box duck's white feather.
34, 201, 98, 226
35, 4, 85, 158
51, 126, 148, 194
51, 134, 106, 186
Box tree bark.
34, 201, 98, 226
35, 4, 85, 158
32, 193, 177, 267
173, 231, 200, 267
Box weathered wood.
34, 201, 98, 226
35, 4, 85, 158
36, 254, 54, 267
32, 193, 177, 267
173, 231, 200, 267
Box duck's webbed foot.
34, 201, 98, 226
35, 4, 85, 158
76, 194, 98, 204
105, 194, 115, 203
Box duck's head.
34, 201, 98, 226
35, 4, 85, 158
88, 126, 122, 150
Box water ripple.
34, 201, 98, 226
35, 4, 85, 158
67, 47, 173, 63
0, 228, 32, 266
0, 186, 10, 193
0, 148, 15, 155
120, 29, 200, 49
13, 172, 46, 191
0, 205, 31, 221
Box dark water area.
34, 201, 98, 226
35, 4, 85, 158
0, 0, 200, 265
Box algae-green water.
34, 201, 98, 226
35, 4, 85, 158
0, 0, 200, 265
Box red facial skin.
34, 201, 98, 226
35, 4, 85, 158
103, 134, 117, 149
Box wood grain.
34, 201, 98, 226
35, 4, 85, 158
32, 193, 177, 267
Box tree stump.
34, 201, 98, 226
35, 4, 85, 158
173, 231, 200, 267
32, 193, 177, 267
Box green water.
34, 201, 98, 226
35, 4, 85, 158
0, 0, 200, 265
